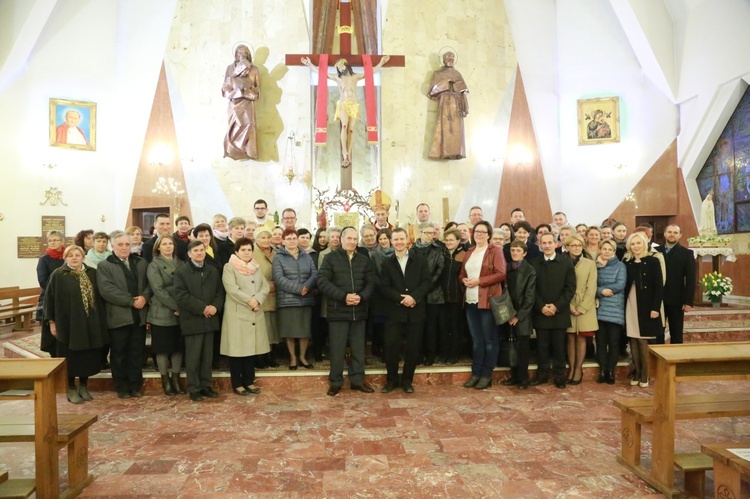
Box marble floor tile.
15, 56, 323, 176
1, 380, 748, 497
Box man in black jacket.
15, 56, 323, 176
174, 241, 225, 401
657, 225, 696, 344
412, 222, 445, 365
530, 233, 576, 388
317, 227, 379, 396
380, 228, 432, 393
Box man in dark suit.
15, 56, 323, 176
379, 227, 432, 393
530, 232, 576, 388
657, 225, 696, 344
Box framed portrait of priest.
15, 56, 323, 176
49, 98, 96, 151
577, 96, 619, 145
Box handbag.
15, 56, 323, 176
490, 284, 516, 325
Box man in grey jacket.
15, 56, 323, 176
97, 231, 152, 398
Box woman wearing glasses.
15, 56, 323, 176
459, 221, 506, 390
564, 234, 598, 385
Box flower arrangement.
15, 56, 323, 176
688, 235, 732, 247
700, 271, 733, 303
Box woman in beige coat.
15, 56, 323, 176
221, 238, 270, 395
253, 226, 280, 368
564, 234, 598, 384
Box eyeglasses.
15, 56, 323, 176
568, 243, 583, 248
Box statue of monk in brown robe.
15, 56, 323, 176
427, 51, 468, 160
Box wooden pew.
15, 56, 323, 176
615, 393, 750, 497
0, 288, 40, 332
0, 414, 97, 498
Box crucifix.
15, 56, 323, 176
286, 0, 404, 191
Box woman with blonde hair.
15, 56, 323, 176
37, 230, 66, 356
623, 232, 663, 387
125, 226, 144, 256
584, 226, 601, 260
595, 239, 626, 384
564, 234, 598, 384
44, 245, 108, 403
253, 226, 280, 368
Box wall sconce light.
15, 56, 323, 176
281, 132, 299, 185
148, 143, 173, 167
508, 145, 532, 166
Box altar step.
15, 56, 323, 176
682, 306, 750, 342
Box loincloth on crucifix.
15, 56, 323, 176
334, 100, 360, 121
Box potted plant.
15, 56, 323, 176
700, 271, 733, 307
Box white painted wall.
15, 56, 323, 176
0, 0, 176, 288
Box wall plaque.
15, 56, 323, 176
17, 237, 42, 259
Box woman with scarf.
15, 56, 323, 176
253, 226, 280, 368
221, 237, 270, 395
44, 245, 108, 403
126, 226, 144, 257
147, 235, 184, 396
38, 230, 66, 356
273, 229, 318, 369
84, 231, 112, 268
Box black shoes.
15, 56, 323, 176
161, 375, 176, 396
233, 387, 251, 396
245, 385, 261, 394
596, 371, 606, 384
327, 386, 341, 397
501, 377, 519, 386
569, 375, 582, 386
200, 387, 219, 398
475, 377, 492, 390
402, 382, 414, 394
606, 371, 616, 385
170, 373, 186, 394
130, 390, 143, 397
529, 377, 549, 387
518, 381, 529, 390
554, 379, 566, 389
445, 357, 457, 365
117, 391, 131, 399
381, 383, 398, 393
351, 383, 375, 393
463, 376, 480, 388
300, 361, 314, 370
189, 392, 204, 402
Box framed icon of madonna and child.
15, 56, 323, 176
49, 98, 96, 151
577, 96, 619, 145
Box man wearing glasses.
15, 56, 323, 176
411, 223, 445, 366
281, 208, 298, 231
253, 199, 274, 230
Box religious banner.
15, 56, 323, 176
362, 55, 378, 144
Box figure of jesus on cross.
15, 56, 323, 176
301, 55, 390, 167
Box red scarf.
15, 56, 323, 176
45, 246, 65, 260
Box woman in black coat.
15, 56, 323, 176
502, 240, 537, 389
623, 232, 663, 388
37, 230, 66, 356
45, 245, 109, 403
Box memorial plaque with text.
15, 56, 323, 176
17, 237, 42, 259
41, 216, 65, 235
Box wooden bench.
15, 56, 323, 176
0, 470, 35, 499
0, 288, 40, 332
674, 452, 713, 499
0, 414, 97, 498
614, 393, 750, 495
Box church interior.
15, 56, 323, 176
2, 0, 750, 497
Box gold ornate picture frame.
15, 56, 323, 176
577, 96, 619, 145
49, 98, 96, 151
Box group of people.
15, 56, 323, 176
35, 199, 696, 402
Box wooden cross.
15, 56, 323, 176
286, 0, 404, 191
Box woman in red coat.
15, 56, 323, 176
458, 221, 506, 390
